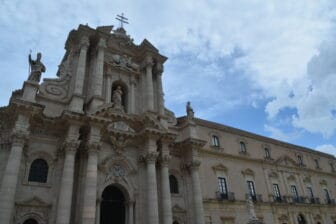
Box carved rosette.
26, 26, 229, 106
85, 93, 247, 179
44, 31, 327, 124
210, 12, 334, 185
160, 154, 171, 167
11, 130, 29, 146
86, 142, 101, 154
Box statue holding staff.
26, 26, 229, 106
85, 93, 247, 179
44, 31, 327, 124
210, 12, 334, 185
28, 52, 46, 82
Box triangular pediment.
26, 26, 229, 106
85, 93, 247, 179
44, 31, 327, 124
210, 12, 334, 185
172, 204, 186, 213
140, 39, 159, 52
212, 164, 228, 172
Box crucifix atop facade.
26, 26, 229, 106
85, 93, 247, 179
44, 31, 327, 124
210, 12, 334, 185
116, 13, 129, 28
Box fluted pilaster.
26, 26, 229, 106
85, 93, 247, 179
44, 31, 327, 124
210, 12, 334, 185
145, 151, 159, 224
0, 130, 28, 224
186, 160, 205, 224
160, 154, 173, 224
55, 140, 79, 224
82, 142, 101, 224
144, 56, 154, 111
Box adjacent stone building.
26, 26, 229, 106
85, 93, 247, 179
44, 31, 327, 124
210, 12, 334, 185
0, 24, 335, 224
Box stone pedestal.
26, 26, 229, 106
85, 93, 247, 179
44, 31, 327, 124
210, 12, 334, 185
22, 80, 39, 102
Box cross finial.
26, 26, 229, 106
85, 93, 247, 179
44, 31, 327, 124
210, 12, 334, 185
116, 13, 129, 28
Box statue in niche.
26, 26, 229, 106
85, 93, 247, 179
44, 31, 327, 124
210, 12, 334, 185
28, 52, 46, 82
186, 101, 194, 118
112, 86, 123, 110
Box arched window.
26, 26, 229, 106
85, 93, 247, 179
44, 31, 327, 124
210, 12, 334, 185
240, 141, 246, 153
169, 175, 179, 194
173, 221, 179, 224
28, 159, 49, 183
23, 218, 38, 224
297, 155, 304, 165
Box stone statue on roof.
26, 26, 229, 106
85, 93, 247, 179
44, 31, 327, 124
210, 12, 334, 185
186, 101, 194, 119
28, 52, 46, 82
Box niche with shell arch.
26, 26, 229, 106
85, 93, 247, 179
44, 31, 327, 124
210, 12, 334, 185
111, 80, 128, 112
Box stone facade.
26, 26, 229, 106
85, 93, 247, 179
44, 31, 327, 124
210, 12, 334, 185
0, 24, 335, 224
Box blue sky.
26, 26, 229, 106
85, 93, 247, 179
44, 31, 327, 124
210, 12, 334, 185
0, 0, 335, 156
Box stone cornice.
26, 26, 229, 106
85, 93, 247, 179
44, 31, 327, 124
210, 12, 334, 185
200, 147, 336, 178
174, 137, 207, 149
180, 116, 335, 159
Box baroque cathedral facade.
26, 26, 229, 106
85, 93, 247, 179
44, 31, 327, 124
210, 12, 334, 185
0, 24, 335, 224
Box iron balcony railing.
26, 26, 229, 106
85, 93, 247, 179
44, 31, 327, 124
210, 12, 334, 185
245, 193, 263, 203
216, 191, 235, 202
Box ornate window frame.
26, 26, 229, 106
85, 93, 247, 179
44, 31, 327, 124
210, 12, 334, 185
169, 169, 184, 197
23, 151, 55, 188
236, 138, 249, 156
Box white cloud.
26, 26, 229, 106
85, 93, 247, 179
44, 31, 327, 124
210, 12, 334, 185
315, 144, 336, 156
264, 124, 301, 142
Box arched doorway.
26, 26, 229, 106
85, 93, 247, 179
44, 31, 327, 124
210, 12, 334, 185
100, 185, 126, 224
23, 218, 38, 224
297, 214, 307, 224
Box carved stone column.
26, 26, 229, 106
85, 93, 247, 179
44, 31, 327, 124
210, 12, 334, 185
88, 38, 106, 111
0, 116, 29, 224
105, 75, 112, 103
55, 140, 79, 224
129, 76, 136, 113
127, 200, 134, 224
144, 56, 154, 111
155, 63, 165, 116
160, 154, 173, 224
82, 142, 100, 224
69, 36, 89, 112
187, 160, 205, 224
145, 151, 159, 224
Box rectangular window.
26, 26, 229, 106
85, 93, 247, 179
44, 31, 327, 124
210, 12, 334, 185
212, 135, 220, 147
273, 184, 281, 198
323, 189, 331, 203
264, 148, 271, 158
218, 177, 228, 195
240, 142, 246, 152
247, 180, 256, 196
314, 159, 320, 169
306, 186, 314, 198
297, 155, 303, 165
290, 185, 299, 199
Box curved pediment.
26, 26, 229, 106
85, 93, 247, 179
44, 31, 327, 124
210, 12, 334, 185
278, 214, 289, 221
268, 171, 279, 179
241, 168, 255, 176
274, 155, 298, 167
16, 196, 50, 207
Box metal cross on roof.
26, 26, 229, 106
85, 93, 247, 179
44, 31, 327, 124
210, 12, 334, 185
116, 13, 129, 28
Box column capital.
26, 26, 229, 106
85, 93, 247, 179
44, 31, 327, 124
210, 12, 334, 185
97, 38, 107, 49
154, 62, 164, 74
80, 36, 90, 49
142, 151, 159, 164
185, 160, 201, 170
11, 130, 28, 146
143, 55, 154, 68
62, 140, 80, 154
159, 154, 171, 166
86, 142, 101, 154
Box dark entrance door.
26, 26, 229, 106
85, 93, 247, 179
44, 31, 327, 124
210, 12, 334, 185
23, 219, 38, 224
100, 185, 126, 224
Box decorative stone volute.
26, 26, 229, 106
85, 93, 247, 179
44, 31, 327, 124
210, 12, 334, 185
86, 142, 101, 154
185, 160, 201, 170
144, 151, 159, 163
79, 36, 90, 49
97, 38, 107, 49
159, 154, 171, 166
61, 140, 80, 154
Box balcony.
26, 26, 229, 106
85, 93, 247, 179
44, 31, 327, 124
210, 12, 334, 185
216, 192, 235, 202
271, 195, 287, 203
246, 193, 263, 203
325, 198, 336, 205
284, 195, 306, 204
309, 197, 320, 204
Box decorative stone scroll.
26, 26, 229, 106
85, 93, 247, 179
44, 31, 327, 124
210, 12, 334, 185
39, 74, 71, 102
